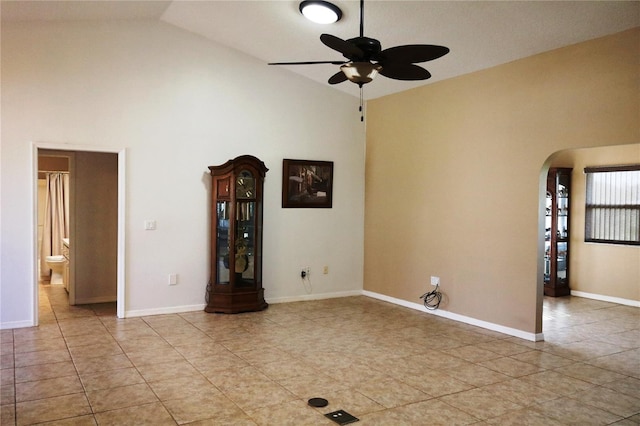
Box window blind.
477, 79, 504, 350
584, 165, 640, 245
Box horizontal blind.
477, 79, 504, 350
585, 167, 640, 244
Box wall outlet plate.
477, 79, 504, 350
430, 276, 440, 286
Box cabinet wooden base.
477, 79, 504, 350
544, 284, 570, 297
205, 288, 268, 314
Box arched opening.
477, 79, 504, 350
538, 143, 640, 337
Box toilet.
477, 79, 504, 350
45, 255, 66, 285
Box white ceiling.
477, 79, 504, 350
2, 1, 639, 99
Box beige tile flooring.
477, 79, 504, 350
1, 283, 639, 425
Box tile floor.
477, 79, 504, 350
1, 283, 638, 425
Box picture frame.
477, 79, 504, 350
282, 159, 333, 208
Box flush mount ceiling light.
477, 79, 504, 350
299, 1, 342, 24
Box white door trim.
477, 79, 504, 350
32, 142, 126, 324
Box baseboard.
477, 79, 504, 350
124, 291, 363, 318
123, 290, 364, 318
125, 304, 206, 318
362, 290, 543, 342
3, 290, 548, 342
0, 319, 36, 330
74, 296, 117, 305
266, 290, 363, 305
571, 290, 640, 307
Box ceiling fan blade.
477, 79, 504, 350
379, 63, 431, 81
269, 60, 347, 65
377, 45, 449, 64
320, 34, 364, 59
328, 71, 348, 85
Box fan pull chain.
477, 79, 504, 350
359, 85, 364, 122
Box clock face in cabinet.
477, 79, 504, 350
236, 170, 255, 199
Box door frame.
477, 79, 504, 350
32, 142, 126, 323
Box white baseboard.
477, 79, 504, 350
74, 296, 117, 305
362, 290, 543, 342
571, 290, 640, 307
124, 291, 364, 318
266, 290, 363, 304
123, 291, 363, 318
0, 319, 36, 330
125, 304, 206, 318
4, 288, 548, 342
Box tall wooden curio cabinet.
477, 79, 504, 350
544, 168, 572, 297
205, 155, 268, 313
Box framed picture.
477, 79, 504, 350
282, 159, 333, 208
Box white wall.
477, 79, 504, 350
0, 20, 365, 328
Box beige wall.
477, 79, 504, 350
365, 28, 639, 334
551, 144, 640, 302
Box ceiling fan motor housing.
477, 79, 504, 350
345, 36, 381, 61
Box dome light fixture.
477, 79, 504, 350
299, 1, 342, 24
340, 62, 381, 85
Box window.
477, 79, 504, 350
584, 165, 640, 245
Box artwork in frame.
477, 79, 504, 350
282, 159, 333, 208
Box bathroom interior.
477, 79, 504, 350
38, 154, 70, 291
37, 149, 119, 310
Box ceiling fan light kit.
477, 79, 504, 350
340, 62, 381, 84
299, 1, 342, 24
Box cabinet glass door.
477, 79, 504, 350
216, 201, 230, 284
235, 169, 256, 288
557, 242, 568, 283
235, 201, 255, 287
544, 192, 552, 283
557, 175, 569, 241
556, 173, 569, 284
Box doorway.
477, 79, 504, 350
539, 144, 640, 337
33, 143, 126, 323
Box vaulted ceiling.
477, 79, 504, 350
2, 1, 639, 99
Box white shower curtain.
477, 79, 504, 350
40, 172, 70, 277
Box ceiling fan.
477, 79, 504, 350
269, 0, 449, 118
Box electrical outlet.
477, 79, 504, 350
323, 265, 329, 274
169, 274, 178, 285
301, 267, 310, 279
430, 276, 440, 286
144, 220, 156, 230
